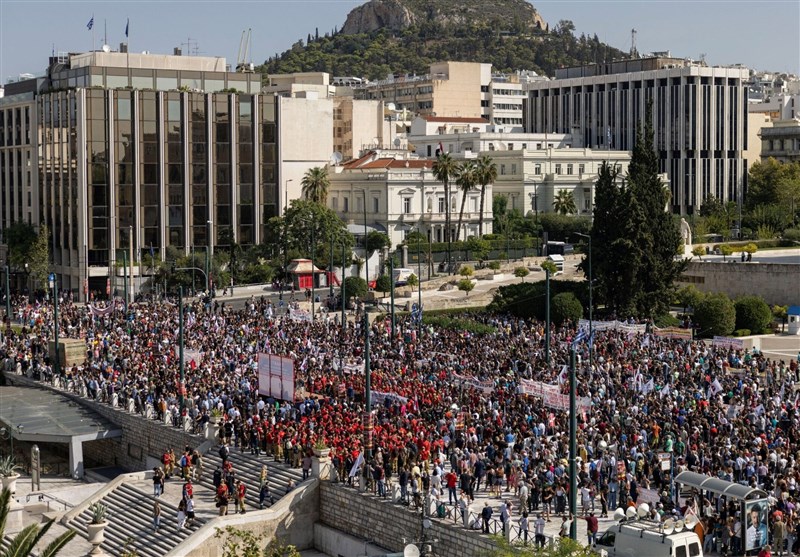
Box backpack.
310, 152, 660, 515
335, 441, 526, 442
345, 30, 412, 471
219, 446, 229, 459
180, 455, 188, 468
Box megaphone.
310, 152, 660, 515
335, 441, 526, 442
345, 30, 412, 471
613, 508, 627, 523
637, 503, 650, 518
663, 518, 675, 534
685, 515, 698, 529
626, 506, 638, 520
675, 519, 685, 531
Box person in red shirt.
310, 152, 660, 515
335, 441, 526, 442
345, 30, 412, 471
236, 479, 247, 514
758, 544, 772, 557
445, 470, 458, 505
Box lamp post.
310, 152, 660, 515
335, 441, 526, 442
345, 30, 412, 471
390, 255, 396, 339
360, 189, 372, 462
3, 264, 10, 323
310, 223, 315, 320
122, 251, 128, 311
282, 179, 293, 301
568, 345, 577, 540
206, 220, 212, 294
575, 232, 592, 366
545, 267, 550, 365
329, 231, 335, 299
49, 273, 59, 378
178, 286, 185, 413
416, 227, 423, 339
341, 243, 346, 327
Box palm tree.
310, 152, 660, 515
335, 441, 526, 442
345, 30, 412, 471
475, 155, 498, 237
0, 487, 76, 556
553, 189, 577, 215
454, 161, 477, 242
432, 153, 459, 270
300, 167, 331, 204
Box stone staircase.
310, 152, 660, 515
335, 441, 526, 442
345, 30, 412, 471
199, 445, 306, 510
67, 482, 205, 557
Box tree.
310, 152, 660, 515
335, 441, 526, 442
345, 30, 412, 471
457, 278, 474, 296
375, 274, 392, 294
432, 153, 459, 247
691, 246, 706, 259
455, 161, 477, 241
514, 266, 530, 281
215, 526, 301, 557
459, 265, 474, 277
28, 224, 51, 291
475, 155, 498, 236
0, 487, 76, 557
772, 304, 789, 332
365, 231, 390, 256
719, 244, 734, 261
552, 190, 577, 215
551, 291, 583, 324
541, 260, 558, 275
694, 293, 736, 337
2, 222, 38, 270
625, 102, 686, 317
406, 273, 418, 288
300, 166, 331, 204
735, 295, 772, 334
676, 284, 704, 313
343, 276, 367, 299
484, 535, 593, 557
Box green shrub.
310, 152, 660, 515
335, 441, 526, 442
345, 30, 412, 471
514, 267, 530, 280
488, 261, 501, 271
541, 260, 558, 275
655, 313, 681, 328
734, 295, 772, 334
551, 292, 583, 325
406, 274, 419, 288
375, 275, 392, 294
457, 278, 475, 295
783, 228, 800, 242
733, 329, 751, 337
693, 293, 736, 337
459, 265, 474, 277
422, 315, 495, 334
343, 276, 367, 299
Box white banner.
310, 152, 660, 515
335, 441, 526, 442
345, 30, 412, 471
712, 336, 744, 350
257, 353, 295, 401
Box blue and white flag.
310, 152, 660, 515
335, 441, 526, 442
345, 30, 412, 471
125, 19, 129, 38
87, 16, 94, 30
572, 329, 588, 347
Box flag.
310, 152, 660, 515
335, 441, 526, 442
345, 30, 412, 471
641, 378, 654, 394
125, 18, 129, 38
349, 451, 364, 478
87, 16, 94, 30
660, 383, 671, 398
558, 365, 568, 385
572, 329, 587, 347
606, 126, 611, 149
438, 141, 445, 155
709, 378, 723, 397
149, 243, 154, 259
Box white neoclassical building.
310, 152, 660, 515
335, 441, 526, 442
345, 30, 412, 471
328, 150, 493, 249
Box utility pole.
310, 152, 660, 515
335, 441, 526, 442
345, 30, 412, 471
50, 274, 59, 378
569, 346, 577, 540
545, 267, 550, 365
341, 243, 346, 327
122, 251, 128, 312
178, 286, 185, 413
129, 225, 134, 304
390, 256, 395, 339
4, 265, 11, 323
329, 232, 335, 299
417, 231, 423, 339
310, 224, 315, 320
362, 190, 372, 462
575, 232, 593, 366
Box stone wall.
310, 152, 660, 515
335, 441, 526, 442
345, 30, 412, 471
169, 479, 320, 557
678, 262, 798, 305
5, 374, 204, 471
319, 483, 497, 557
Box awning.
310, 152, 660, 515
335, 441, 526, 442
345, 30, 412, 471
675, 471, 768, 500
346, 223, 379, 235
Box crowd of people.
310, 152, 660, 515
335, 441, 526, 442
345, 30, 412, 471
2, 290, 800, 554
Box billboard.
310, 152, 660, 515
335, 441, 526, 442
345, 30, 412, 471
744, 499, 770, 551
257, 353, 296, 401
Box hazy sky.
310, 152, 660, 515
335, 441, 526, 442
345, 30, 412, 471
1, 0, 798, 82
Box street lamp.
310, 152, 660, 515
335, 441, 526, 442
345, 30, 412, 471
49, 273, 59, 378
178, 286, 185, 413
358, 188, 373, 461
282, 179, 293, 300
416, 226, 423, 339
2, 262, 10, 323
574, 232, 593, 366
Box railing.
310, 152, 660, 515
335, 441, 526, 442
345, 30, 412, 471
24, 492, 74, 512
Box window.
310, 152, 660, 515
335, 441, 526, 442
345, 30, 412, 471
343, 197, 349, 212
511, 164, 517, 175
567, 164, 573, 175
689, 543, 701, 557
584, 188, 591, 211
403, 197, 411, 214
500, 164, 506, 175
534, 164, 542, 175
555, 164, 562, 175
676, 545, 687, 557
579, 164, 585, 175
438, 197, 445, 213
332, 197, 338, 210
373, 197, 379, 213
508, 143, 514, 150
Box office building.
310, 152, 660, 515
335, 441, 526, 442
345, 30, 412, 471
0, 49, 276, 300
525, 56, 749, 214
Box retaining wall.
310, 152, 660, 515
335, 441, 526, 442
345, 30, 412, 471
678, 261, 798, 305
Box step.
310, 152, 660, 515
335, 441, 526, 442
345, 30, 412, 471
68, 482, 205, 557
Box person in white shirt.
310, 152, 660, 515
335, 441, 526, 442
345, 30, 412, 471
534, 513, 546, 548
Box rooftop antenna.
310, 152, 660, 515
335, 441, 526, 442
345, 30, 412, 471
181, 37, 200, 56
630, 28, 638, 58
699, 53, 707, 65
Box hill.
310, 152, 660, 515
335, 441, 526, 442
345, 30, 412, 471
259, 0, 627, 80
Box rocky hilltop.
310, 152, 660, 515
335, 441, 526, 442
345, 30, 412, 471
342, 0, 548, 35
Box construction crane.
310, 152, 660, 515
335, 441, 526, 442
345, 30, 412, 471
236, 28, 254, 73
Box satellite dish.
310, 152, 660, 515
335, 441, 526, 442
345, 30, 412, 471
386, 102, 397, 111
422, 518, 432, 530
331, 152, 343, 166
403, 544, 420, 557
663, 518, 675, 535
394, 137, 401, 148
613, 508, 626, 523
675, 519, 685, 531
685, 515, 698, 529
102, 44, 111, 53
637, 503, 650, 518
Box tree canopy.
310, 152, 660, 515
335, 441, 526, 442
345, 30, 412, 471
587, 103, 686, 318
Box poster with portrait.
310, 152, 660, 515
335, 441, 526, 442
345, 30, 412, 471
745, 499, 769, 551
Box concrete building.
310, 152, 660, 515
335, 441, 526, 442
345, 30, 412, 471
525, 57, 750, 215
327, 150, 493, 250
760, 119, 800, 163
0, 49, 275, 300
355, 62, 526, 130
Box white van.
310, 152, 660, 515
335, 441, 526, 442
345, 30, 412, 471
595, 519, 703, 557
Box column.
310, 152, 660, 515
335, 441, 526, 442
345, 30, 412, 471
69, 437, 84, 479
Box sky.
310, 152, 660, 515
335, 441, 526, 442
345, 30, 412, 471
1, 0, 798, 83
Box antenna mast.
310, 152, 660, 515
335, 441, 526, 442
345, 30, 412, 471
630, 28, 638, 58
